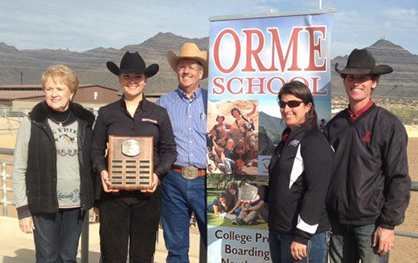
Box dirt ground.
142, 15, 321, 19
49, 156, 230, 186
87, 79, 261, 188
1, 120, 418, 262
390, 137, 418, 263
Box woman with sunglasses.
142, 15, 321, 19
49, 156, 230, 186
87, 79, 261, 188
267, 81, 333, 263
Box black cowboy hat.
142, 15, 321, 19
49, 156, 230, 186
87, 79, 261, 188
107, 51, 159, 77
335, 48, 393, 75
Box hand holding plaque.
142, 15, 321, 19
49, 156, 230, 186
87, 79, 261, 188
107, 135, 154, 191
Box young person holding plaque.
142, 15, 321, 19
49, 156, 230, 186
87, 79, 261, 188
12, 65, 95, 262
91, 51, 177, 262
267, 81, 333, 263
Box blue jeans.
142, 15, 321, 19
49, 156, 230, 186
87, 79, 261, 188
269, 231, 330, 263
161, 170, 207, 263
33, 208, 84, 263
329, 222, 389, 263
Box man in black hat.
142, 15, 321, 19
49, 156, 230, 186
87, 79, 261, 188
325, 48, 411, 263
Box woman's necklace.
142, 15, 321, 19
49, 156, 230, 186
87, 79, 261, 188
49, 113, 71, 127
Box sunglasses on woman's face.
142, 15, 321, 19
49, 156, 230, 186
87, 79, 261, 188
278, 100, 303, 108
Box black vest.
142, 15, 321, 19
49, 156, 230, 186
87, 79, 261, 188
25, 101, 95, 214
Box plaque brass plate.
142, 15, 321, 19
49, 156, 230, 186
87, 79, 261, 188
108, 135, 154, 190
238, 184, 259, 201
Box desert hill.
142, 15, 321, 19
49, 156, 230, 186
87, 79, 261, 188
0, 34, 417, 98
0, 32, 209, 94
331, 39, 418, 98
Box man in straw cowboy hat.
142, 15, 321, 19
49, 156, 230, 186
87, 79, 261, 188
157, 42, 208, 262
324, 48, 411, 263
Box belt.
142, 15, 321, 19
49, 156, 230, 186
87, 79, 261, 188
172, 165, 206, 177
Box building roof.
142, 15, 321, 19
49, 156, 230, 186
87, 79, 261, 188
0, 84, 117, 101
0, 84, 43, 89
0, 90, 43, 100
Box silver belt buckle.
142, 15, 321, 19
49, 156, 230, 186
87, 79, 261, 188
181, 166, 198, 180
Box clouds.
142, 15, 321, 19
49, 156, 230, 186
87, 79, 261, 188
382, 8, 418, 32
327, 2, 418, 56
331, 10, 377, 55
0, 0, 417, 55
380, 8, 418, 55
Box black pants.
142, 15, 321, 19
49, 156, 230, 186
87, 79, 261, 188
99, 187, 162, 263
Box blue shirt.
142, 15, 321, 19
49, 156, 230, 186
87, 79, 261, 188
157, 87, 208, 169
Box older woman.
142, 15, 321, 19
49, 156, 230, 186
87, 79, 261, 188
91, 51, 177, 262
12, 65, 95, 262
267, 81, 332, 263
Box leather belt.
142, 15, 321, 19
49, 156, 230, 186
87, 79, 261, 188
172, 165, 206, 179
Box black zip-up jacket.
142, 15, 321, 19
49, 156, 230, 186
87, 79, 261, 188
91, 98, 177, 199
18, 101, 95, 216
325, 104, 411, 228
267, 125, 333, 245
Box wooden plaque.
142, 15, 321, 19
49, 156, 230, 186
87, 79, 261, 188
108, 135, 154, 190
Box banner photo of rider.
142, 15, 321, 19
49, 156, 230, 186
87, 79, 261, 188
207, 11, 334, 263
207, 100, 259, 176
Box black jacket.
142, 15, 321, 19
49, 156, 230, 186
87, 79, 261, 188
325, 104, 411, 228
267, 125, 333, 245
19, 101, 95, 215
91, 98, 177, 199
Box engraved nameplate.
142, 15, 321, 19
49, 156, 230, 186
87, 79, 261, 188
108, 135, 153, 190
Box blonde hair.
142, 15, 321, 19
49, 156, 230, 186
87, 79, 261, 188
41, 64, 79, 95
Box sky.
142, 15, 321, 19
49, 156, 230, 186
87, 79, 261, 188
0, 0, 417, 57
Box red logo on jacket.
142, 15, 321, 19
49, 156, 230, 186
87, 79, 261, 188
362, 131, 372, 143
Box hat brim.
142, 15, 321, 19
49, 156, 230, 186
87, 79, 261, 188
106, 62, 159, 78
167, 50, 208, 79
106, 61, 121, 76
335, 63, 393, 75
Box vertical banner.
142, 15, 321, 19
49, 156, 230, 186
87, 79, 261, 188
207, 11, 334, 263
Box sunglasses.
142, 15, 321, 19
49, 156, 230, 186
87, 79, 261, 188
278, 100, 303, 108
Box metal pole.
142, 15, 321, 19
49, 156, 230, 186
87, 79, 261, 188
199, 236, 207, 263
1, 163, 7, 216
80, 211, 89, 263
411, 181, 418, 191
318, 0, 322, 9
395, 230, 418, 239
0, 148, 14, 155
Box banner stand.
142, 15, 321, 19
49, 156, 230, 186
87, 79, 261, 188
206, 9, 335, 263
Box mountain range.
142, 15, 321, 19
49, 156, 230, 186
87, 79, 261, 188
0, 32, 208, 94
0, 32, 417, 98
258, 111, 287, 155
331, 39, 418, 98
